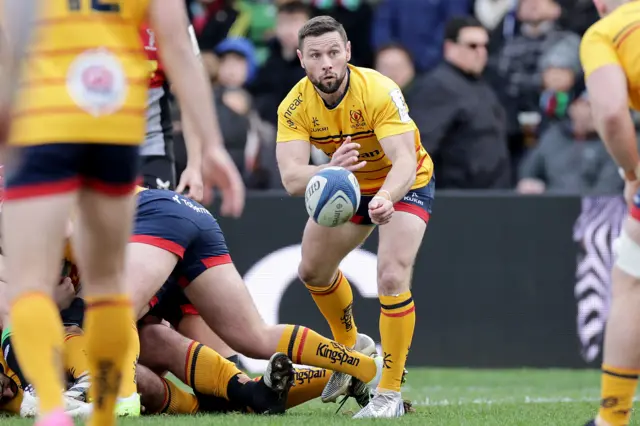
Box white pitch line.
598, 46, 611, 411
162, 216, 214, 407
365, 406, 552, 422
412, 396, 640, 407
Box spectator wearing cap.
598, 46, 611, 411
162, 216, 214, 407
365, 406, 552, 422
412, 16, 511, 189
517, 92, 623, 194
537, 35, 583, 133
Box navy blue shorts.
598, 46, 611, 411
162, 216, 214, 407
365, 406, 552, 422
351, 177, 435, 225
4, 143, 140, 200
147, 281, 198, 328
131, 189, 232, 285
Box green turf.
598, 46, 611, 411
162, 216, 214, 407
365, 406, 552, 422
2, 368, 629, 425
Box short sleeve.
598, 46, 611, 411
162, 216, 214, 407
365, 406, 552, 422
370, 81, 416, 141
580, 26, 620, 78
276, 92, 310, 143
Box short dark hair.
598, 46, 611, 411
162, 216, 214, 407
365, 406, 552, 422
277, 1, 311, 17
298, 16, 348, 50
444, 16, 485, 42
375, 43, 415, 64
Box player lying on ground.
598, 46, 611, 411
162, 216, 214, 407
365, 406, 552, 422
580, 1, 640, 426
275, 16, 433, 418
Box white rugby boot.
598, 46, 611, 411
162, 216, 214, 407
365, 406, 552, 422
19, 385, 88, 418
320, 333, 378, 403
353, 389, 405, 418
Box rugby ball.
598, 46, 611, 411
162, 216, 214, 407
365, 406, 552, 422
305, 167, 361, 227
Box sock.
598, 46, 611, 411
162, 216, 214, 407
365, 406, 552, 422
84, 295, 134, 426
286, 367, 332, 408
305, 270, 358, 347
276, 325, 376, 383
118, 322, 140, 398
157, 377, 199, 414
9, 293, 64, 413
379, 292, 415, 392
598, 365, 639, 426
184, 340, 242, 400
63, 332, 89, 380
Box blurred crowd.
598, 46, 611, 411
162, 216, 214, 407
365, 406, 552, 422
171, 0, 627, 195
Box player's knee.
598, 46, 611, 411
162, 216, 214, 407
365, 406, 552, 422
377, 263, 411, 295
613, 229, 640, 278
297, 262, 333, 287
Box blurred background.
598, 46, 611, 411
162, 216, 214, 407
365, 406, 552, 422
172, 0, 625, 372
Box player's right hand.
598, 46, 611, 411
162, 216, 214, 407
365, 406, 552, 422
203, 146, 246, 218
329, 136, 367, 171
624, 178, 640, 208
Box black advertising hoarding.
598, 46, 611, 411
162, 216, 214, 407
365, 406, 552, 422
214, 192, 623, 373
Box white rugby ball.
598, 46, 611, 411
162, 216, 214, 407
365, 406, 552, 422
305, 166, 361, 227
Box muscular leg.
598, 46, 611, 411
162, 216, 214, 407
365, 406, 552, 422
4, 190, 77, 416
594, 216, 640, 426
72, 189, 139, 425
183, 264, 382, 386
298, 220, 373, 347
375, 211, 424, 394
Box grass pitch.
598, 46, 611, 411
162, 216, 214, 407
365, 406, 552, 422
3, 368, 625, 425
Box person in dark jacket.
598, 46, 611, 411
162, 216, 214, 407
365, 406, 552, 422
411, 16, 511, 189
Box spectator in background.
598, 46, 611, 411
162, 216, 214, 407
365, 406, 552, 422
372, 0, 471, 73
406, 17, 510, 189
475, 0, 514, 31
307, 0, 374, 67
537, 35, 583, 133
189, 0, 244, 51
249, 1, 310, 126
517, 93, 622, 194
495, 0, 580, 168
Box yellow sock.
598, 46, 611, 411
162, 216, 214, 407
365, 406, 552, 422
84, 295, 134, 426
379, 292, 415, 392
63, 332, 89, 380
598, 365, 639, 426
305, 270, 358, 347
118, 322, 140, 398
9, 293, 64, 414
184, 341, 242, 400
276, 325, 376, 383
157, 377, 199, 414
286, 368, 332, 408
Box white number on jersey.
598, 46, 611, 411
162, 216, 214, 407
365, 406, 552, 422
389, 88, 411, 123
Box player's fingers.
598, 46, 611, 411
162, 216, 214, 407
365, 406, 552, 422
176, 179, 186, 194
336, 142, 360, 154
347, 161, 367, 172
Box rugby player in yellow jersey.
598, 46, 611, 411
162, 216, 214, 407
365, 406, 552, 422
0, 1, 243, 426
580, 1, 640, 425
276, 16, 434, 418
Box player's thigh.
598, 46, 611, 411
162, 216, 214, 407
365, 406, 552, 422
377, 182, 433, 293
73, 145, 140, 282
3, 144, 84, 295
140, 155, 176, 190
184, 264, 268, 352
126, 243, 179, 318
299, 218, 374, 284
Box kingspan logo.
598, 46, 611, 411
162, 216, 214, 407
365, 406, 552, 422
316, 342, 360, 366
294, 368, 327, 385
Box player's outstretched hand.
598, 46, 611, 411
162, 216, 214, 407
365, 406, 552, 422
203, 146, 246, 218
624, 178, 640, 208
368, 196, 394, 225
330, 136, 367, 172
177, 165, 204, 202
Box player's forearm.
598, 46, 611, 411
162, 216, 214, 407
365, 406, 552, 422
0, 0, 39, 105
180, 111, 203, 170
281, 164, 330, 196
595, 109, 640, 174
380, 159, 416, 203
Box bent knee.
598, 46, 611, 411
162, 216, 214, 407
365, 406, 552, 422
377, 263, 412, 295
298, 262, 336, 287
